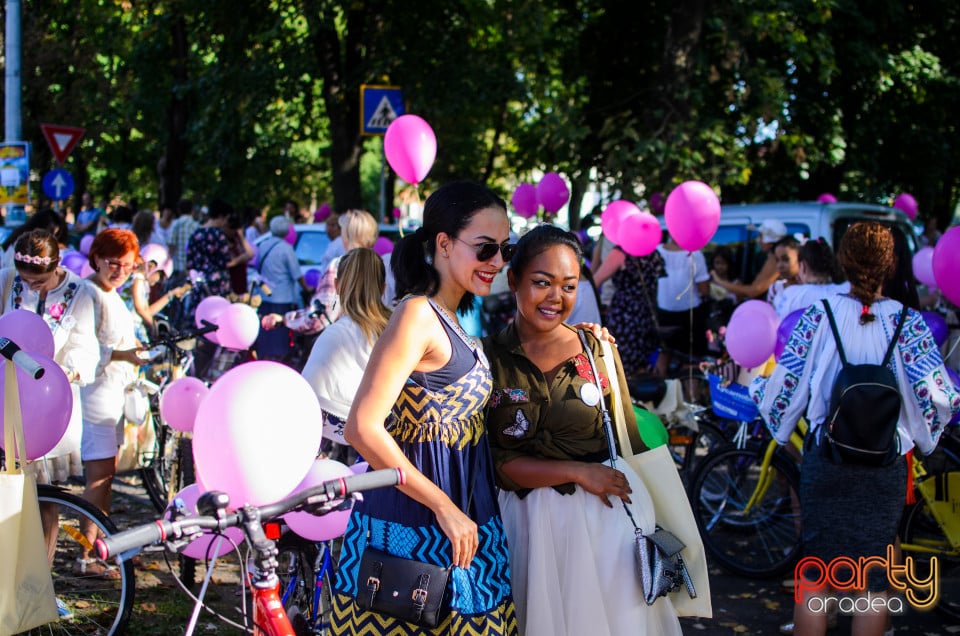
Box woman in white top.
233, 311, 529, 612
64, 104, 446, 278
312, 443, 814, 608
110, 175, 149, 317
751, 223, 959, 636
79, 228, 145, 573
0, 230, 99, 484
654, 237, 710, 376
300, 248, 391, 463
773, 237, 849, 319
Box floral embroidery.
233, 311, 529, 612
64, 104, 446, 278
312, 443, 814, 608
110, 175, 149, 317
572, 353, 609, 389
12, 276, 23, 309
489, 388, 527, 408
47, 282, 78, 328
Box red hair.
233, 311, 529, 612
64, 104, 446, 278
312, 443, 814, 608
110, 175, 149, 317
88, 228, 141, 268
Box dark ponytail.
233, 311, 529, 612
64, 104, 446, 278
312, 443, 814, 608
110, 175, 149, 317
391, 181, 507, 313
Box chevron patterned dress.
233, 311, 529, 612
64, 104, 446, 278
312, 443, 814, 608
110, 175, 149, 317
330, 306, 517, 635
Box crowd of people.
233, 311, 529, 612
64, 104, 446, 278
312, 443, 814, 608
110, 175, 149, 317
2, 183, 959, 636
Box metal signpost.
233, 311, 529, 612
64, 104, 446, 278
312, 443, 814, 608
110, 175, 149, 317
361, 85, 404, 221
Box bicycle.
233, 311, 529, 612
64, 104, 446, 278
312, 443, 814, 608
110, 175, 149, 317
686, 374, 806, 578
0, 338, 135, 635
266, 522, 338, 635
139, 319, 220, 513
898, 427, 960, 620
95, 468, 404, 636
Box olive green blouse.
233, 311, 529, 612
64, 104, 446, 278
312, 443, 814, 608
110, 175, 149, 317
482, 323, 644, 495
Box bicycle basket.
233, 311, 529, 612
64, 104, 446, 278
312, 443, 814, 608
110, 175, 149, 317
708, 374, 758, 422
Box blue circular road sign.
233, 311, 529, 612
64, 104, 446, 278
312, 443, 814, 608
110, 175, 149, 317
42, 168, 75, 201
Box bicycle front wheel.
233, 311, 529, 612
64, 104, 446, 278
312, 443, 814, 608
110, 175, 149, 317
689, 443, 802, 577
23, 485, 135, 635
276, 533, 335, 636
900, 488, 960, 620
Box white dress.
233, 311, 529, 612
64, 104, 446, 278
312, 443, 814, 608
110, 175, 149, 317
0, 267, 99, 481
81, 279, 138, 460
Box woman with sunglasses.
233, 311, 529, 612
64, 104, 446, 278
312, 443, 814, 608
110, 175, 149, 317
77, 228, 145, 577
330, 181, 518, 634
0, 229, 99, 485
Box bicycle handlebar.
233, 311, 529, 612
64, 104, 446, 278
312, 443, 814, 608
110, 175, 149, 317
0, 337, 45, 379
149, 320, 220, 348
95, 467, 405, 559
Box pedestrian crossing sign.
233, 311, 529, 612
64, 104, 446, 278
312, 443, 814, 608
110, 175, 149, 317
361, 85, 405, 136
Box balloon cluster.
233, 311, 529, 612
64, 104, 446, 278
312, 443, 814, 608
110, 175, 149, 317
0, 310, 73, 460
511, 173, 571, 219
600, 180, 721, 257
194, 296, 260, 350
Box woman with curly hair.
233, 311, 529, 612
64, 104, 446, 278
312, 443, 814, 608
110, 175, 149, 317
751, 222, 959, 636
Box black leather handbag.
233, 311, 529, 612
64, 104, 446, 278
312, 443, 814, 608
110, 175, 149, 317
355, 547, 452, 627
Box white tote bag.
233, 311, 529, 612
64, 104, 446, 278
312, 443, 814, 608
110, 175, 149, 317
0, 362, 58, 635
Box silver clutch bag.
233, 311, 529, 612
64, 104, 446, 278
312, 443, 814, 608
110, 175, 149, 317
635, 526, 697, 605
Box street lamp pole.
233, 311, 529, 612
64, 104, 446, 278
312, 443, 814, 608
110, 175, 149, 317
4, 0, 25, 226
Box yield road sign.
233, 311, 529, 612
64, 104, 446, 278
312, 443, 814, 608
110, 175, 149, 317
42, 169, 75, 201
361, 85, 404, 136
40, 124, 85, 164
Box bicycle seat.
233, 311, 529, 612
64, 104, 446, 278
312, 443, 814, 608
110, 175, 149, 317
627, 374, 667, 405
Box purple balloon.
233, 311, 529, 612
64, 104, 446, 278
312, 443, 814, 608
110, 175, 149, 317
775, 308, 806, 361
313, 204, 331, 223
817, 193, 837, 204
933, 227, 960, 306
893, 193, 918, 220
0, 356, 73, 460
726, 301, 779, 369
922, 311, 948, 347
537, 172, 570, 214
373, 236, 394, 256
912, 247, 936, 288
511, 184, 539, 218
304, 268, 322, 289
61, 251, 87, 275
0, 309, 55, 358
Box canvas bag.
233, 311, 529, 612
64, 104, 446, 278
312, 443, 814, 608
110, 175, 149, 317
0, 362, 58, 635
599, 339, 713, 618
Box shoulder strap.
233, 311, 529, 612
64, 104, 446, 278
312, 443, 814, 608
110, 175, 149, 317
821, 299, 847, 366
882, 306, 909, 366
256, 239, 280, 274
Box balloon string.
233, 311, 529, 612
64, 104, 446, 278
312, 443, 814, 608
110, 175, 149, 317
674, 254, 694, 302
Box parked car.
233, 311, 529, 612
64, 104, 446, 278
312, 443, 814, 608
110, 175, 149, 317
697, 201, 918, 284
288, 220, 420, 278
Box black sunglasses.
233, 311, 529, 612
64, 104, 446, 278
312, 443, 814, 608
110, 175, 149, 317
454, 237, 516, 262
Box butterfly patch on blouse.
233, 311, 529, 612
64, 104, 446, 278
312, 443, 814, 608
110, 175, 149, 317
501, 409, 530, 438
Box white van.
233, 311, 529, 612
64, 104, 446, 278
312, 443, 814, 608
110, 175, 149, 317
706, 201, 918, 284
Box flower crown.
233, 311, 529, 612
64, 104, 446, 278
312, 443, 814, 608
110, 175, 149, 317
14, 252, 56, 266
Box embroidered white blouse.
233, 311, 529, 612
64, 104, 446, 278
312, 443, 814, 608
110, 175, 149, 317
750, 294, 960, 455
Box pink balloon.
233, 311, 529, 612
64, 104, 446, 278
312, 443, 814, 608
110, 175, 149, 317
373, 236, 393, 256
194, 296, 230, 344
933, 227, 960, 306
912, 246, 937, 288
601, 200, 641, 245
0, 356, 72, 460
166, 484, 244, 559
536, 173, 570, 214
726, 300, 778, 368
61, 252, 87, 276
159, 376, 209, 433
817, 193, 837, 204
511, 184, 539, 218
192, 361, 323, 508
283, 459, 355, 541
79, 234, 94, 255
285, 224, 297, 246
618, 211, 662, 257
313, 204, 331, 223
664, 181, 721, 251
384, 115, 437, 185
141, 243, 173, 278
0, 309, 55, 358
350, 461, 370, 475
774, 308, 805, 361
392, 206, 402, 219
216, 303, 260, 351
893, 193, 918, 220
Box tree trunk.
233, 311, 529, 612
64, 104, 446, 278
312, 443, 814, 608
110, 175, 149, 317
158, 14, 189, 209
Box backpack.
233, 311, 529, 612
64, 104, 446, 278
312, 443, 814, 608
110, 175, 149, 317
820, 299, 908, 466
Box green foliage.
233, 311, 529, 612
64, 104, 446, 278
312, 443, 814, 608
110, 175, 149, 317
9, 0, 960, 229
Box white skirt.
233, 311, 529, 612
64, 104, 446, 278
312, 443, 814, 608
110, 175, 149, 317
498, 456, 683, 636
